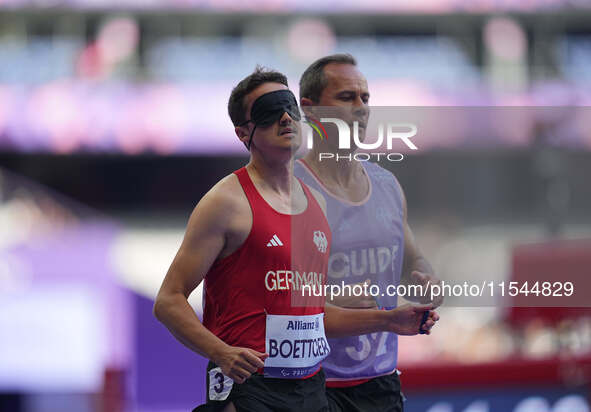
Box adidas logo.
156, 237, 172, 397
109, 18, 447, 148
266, 234, 284, 247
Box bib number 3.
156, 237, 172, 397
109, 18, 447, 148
208, 367, 233, 401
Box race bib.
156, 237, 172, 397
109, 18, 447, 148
208, 367, 233, 401
265, 313, 330, 379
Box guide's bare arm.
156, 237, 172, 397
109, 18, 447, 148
397, 182, 443, 307
324, 302, 439, 338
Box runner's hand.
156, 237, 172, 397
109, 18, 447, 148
214, 345, 268, 383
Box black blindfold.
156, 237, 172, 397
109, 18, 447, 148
240, 89, 301, 150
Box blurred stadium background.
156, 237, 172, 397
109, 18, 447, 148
1, 0, 591, 411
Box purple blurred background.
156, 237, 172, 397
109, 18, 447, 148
1, 1, 591, 411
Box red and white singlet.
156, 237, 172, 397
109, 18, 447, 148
202, 167, 331, 379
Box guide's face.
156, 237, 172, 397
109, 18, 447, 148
317, 63, 370, 145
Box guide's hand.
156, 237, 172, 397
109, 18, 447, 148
411, 271, 444, 307
386, 303, 439, 335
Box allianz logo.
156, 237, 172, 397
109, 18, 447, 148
286, 319, 319, 331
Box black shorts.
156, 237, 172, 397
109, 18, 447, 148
193, 361, 329, 412
326, 373, 404, 412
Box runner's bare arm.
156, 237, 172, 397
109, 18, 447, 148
154, 176, 267, 383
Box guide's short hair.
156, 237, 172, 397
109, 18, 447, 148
299, 54, 357, 102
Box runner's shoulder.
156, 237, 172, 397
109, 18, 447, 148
191, 173, 248, 226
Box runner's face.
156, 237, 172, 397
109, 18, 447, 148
239, 82, 301, 153
316, 63, 370, 145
